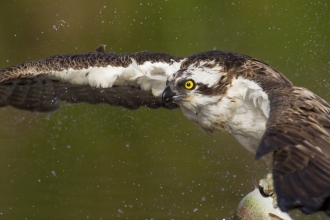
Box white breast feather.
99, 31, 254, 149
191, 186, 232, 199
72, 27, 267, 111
225, 76, 270, 154
50, 58, 182, 97
239, 79, 270, 118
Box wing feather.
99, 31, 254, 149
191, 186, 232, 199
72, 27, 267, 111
0, 50, 182, 111
256, 86, 330, 214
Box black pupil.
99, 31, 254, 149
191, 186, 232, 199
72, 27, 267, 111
187, 82, 191, 87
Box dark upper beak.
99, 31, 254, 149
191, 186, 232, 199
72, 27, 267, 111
162, 86, 177, 103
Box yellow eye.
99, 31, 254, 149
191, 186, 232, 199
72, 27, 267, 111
184, 80, 195, 90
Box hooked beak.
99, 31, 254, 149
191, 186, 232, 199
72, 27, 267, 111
162, 86, 183, 103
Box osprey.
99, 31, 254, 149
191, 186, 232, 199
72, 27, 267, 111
0, 45, 329, 216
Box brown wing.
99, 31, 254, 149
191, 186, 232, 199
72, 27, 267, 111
0, 76, 178, 111
0, 49, 181, 112
256, 86, 330, 215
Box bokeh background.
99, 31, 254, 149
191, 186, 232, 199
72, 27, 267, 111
0, 1, 329, 219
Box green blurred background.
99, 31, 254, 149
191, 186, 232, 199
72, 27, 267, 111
0, 0, 329, 219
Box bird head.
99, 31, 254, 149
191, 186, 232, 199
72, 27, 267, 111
162, 62, 226, 105
162, 50, 247, 110
162, 59, 230, 133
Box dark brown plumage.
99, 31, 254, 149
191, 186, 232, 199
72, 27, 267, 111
257, 86, 330, 214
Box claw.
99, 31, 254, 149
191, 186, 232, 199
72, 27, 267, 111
259, 173, 274, 195
259, 173, 278, 208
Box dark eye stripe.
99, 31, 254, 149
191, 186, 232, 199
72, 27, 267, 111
196, 82, 229, 96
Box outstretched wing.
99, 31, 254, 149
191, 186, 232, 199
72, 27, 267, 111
256, 86, 330, 215
0, 46, 182, 111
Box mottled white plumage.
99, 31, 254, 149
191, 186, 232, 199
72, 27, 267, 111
50, 59, 182, 97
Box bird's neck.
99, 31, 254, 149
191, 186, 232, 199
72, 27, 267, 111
182, 76, 270, 155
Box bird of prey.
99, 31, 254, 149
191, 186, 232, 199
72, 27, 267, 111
0, 45, 329, 216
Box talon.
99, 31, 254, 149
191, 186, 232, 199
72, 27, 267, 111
259, 173, 278, 208
259, 173, 274, 196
